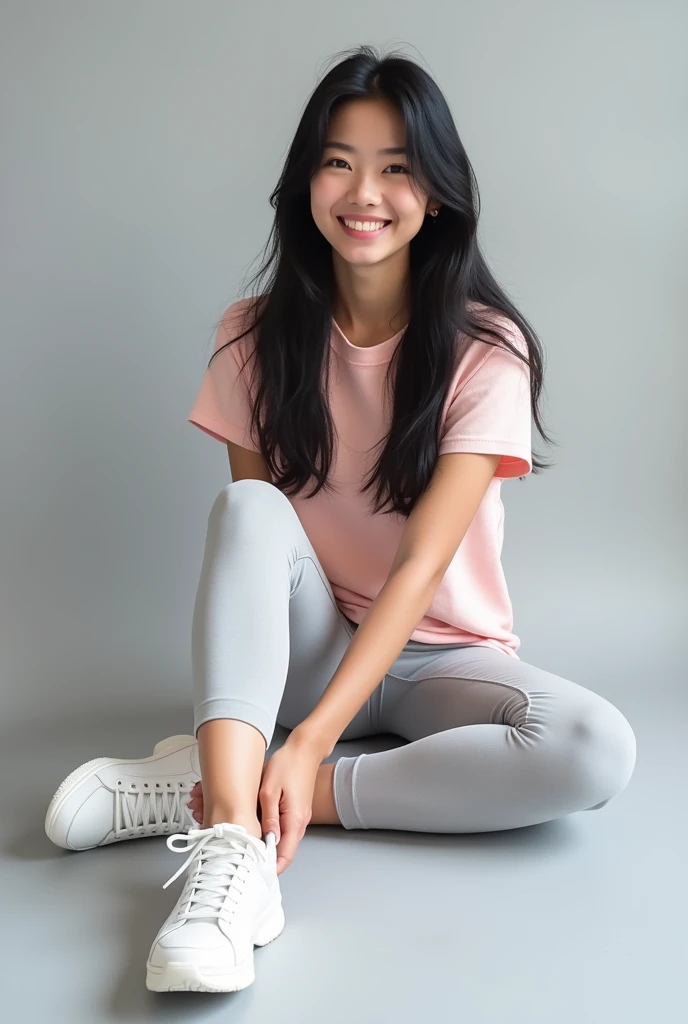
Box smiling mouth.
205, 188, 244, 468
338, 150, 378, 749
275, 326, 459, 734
337, 216, 392, 229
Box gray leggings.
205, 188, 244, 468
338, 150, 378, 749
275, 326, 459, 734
191, 480, 637, 833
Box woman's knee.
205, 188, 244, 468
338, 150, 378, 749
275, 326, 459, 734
217, 478, 278, 503
209, 479, 289, 522
566, 697, 637, 804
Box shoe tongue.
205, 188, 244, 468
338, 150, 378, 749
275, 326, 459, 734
215, 822, 248, 838
184, 826, 257, 919
210, 823, 268, 854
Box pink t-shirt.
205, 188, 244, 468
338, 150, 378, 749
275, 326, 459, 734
188, 298, 532, 658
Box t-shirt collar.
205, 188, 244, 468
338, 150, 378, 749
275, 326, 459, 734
330, 317, 408, 365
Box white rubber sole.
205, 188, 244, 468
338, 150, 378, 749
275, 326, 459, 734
145, 898, 286, 993
44, 734, 197, 848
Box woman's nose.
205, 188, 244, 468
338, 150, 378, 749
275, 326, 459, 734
346, 176, 381, 206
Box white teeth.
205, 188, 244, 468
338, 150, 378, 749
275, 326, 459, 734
341, 218, 387, 231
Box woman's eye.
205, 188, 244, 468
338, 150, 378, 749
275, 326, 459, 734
324, 158, 408, 174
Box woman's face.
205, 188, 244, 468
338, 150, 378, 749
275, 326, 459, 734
310, 96, 436, 267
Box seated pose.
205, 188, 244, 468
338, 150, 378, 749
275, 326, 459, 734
44, 44, 636, 996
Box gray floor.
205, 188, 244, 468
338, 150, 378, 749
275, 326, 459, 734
4, 677, 685, 1024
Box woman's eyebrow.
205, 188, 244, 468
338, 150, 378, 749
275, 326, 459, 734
323, 141, 407, 155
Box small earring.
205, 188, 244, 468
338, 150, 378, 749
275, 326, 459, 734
429, 209, 438, 218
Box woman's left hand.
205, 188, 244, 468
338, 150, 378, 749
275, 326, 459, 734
258, 736, 322, 876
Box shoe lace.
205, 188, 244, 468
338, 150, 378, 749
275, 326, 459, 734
161, 823, 267, 921
114, 780, 196, 837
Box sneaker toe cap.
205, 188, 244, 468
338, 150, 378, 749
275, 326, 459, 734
150, 923, 244, 970
46, 782, 114, 850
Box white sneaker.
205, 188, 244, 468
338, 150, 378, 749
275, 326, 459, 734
44, 735, 200, 850
145, 822, 285, 993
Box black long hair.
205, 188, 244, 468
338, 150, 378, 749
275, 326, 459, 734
209, 44, 557, 518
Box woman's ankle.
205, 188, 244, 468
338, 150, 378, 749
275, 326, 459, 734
202, 808, 262, 840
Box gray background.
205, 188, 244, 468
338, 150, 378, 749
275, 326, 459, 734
1, 1, 686, 1022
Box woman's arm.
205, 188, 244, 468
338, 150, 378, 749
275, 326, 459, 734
288, 451, 501, 759
288, 559, 441, 759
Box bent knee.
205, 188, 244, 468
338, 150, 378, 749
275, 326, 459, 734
568, 699, 637, 801
220, 478, 276, 500
211, 478, 287, 515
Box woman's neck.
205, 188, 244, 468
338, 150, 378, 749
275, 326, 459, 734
332, 311, 408, 348
331, 250, 410, 347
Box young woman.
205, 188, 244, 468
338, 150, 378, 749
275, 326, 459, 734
44, 45, 637, 995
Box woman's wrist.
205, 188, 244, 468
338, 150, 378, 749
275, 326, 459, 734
287, 723, 335, 761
